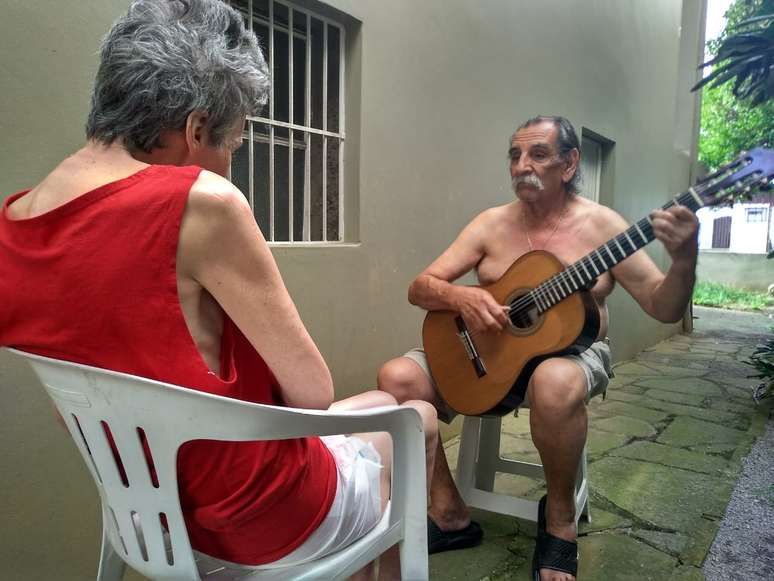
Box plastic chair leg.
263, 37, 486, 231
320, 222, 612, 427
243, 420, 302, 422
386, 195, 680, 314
97, 528, 126, 581
474, 417, 503, 491
399, 536, 429, 581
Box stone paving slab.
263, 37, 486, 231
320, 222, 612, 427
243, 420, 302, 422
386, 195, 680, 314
576, 533, 678, 580
641, 399, 752, 431
604, 389, 646, 403
592, 400, 670, 424
643, 388, 706, 406
669, 565, 706, 581
591, 457, 734, 531
657, 416, 750, 448
430, 308, 772, 581
586, 428, 629, 457
578, 506, 632, 534
593, 416, 657, 438
611, 362, 663, 377
626, 363, 710, 377
634, 377, 721, 397
608, 441, 731, 476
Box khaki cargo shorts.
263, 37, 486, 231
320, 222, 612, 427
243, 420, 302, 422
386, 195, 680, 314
403, 340, 614, 424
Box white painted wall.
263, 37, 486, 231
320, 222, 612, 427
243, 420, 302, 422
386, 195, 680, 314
730, 204, 769, 253
697, 203, 772, 253
697, 206, 731, 249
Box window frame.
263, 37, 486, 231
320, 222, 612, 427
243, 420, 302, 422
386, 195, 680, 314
232, 0, 347, 244
745, 207, 767, 223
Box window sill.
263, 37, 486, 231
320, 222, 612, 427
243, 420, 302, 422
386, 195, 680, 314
268, 241, 361, 249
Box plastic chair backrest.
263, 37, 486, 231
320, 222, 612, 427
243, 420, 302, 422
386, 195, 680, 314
8, 348, 429, 581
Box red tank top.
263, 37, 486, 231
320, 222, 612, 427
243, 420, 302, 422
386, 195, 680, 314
0, 165, 337, 565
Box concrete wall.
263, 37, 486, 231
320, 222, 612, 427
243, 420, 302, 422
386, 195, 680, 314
0, 1, 706, 578
698, 251, 774, 291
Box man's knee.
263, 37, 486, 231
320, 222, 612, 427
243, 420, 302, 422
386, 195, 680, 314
528, 359, 587, 416
377, 357, 427, 403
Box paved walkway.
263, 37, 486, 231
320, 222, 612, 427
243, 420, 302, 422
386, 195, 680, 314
431, 307, 773, 580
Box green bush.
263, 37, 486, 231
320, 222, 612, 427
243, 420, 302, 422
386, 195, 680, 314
745, 333, 774, 402
693, 281, 773, 310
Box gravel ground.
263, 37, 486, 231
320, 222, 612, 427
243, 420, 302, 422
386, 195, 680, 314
703, 412, 774, 581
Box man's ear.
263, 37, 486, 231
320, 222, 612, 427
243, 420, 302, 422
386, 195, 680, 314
562, 147, 580, 183
184, 110, 210, 152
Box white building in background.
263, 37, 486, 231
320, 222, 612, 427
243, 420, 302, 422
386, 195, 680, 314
697, 200, 774, 253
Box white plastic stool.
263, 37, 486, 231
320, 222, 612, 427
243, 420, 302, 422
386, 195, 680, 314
455, 415, 590, 523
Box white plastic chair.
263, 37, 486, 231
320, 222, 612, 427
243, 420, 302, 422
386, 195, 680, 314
455, 414, 590, 524
7, 348, 428, 581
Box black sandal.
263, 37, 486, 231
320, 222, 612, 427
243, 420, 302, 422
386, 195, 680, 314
532, 495, 578, 580
427, 516, 483, 554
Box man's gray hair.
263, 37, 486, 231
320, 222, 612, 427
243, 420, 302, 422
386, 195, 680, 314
516, 115, 582, 195
86, 0, 269, 153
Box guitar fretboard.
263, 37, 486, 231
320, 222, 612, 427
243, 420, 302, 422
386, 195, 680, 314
527, 189, 703, 314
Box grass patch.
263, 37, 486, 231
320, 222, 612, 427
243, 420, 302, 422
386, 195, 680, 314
693, 281, 773, 311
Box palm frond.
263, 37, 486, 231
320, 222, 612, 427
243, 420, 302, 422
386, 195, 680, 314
692, 14, 774, 105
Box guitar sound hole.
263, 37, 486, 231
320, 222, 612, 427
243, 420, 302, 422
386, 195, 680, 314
508, 300, 540, 329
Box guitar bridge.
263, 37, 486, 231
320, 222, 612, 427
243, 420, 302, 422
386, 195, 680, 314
455, 316, 487, 378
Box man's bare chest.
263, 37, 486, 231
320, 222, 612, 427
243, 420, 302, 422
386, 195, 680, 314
475, 229, 615, 299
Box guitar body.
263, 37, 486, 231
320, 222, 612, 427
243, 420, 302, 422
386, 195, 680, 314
422, 250, 600, 416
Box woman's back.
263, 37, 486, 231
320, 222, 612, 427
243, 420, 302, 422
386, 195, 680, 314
0, 159, 338, 565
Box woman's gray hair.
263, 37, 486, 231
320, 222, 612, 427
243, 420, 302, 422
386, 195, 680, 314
86, 0, 269, 153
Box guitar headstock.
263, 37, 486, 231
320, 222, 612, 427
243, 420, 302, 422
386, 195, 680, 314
696, 147, 774, 207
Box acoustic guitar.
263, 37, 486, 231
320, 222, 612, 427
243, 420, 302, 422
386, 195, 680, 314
422, 147, 774, 416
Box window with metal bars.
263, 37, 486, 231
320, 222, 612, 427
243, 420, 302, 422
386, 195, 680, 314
230, 0, 345, 242
745, 207, 767, 223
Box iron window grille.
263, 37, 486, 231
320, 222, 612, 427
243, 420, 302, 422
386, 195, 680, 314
231, 0, 345, 243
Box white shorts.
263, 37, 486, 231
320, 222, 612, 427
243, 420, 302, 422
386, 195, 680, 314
254, 434, 384, 568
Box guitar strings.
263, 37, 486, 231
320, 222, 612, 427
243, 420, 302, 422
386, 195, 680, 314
504, 226, 651, 319
503, 187, 705, 322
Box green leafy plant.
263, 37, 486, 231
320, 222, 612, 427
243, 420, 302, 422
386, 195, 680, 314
693, 0, 774, 173
744, 333, 774, 402
698, 83, 774, 172
693, 0, 774, 106
692, 281, 773, 310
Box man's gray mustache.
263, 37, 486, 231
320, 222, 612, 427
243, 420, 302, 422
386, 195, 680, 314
512, 174, 544, 190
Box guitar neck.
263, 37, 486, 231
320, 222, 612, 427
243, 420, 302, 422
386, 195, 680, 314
530, 189, 704, 313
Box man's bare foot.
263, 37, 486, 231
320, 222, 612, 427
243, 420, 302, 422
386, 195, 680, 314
427, 508, 470, 532
539, 568, 576, 581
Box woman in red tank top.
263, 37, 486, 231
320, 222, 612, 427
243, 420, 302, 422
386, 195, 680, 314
0, 0, 437, 577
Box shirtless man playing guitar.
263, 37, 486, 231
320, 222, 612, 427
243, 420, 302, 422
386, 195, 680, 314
378, 115, 699, 581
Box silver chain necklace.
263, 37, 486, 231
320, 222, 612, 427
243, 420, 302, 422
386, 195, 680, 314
523, 202, 568, 251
